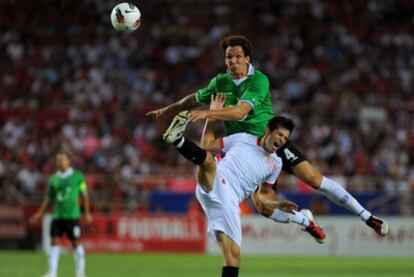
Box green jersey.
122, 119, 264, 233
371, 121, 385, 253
47, 168, 87, 220
196, 65, 274, 137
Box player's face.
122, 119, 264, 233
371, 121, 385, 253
224, 46, 250, 79
264, 127, 290, 153
56, 153, 70, 171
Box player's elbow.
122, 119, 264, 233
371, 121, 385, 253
252, 193, 273, 217
258, 205, 274, 218
233, 111, 247, 121
233, 103, 251, 121
200, 140, 211, 149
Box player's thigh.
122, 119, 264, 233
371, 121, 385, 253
291, 161, 323, 188
277, 141, 307, 174
50, 219, 65, 243
213, 174, 242, 245
63, 220, 82, 243
196, 175, 242, 246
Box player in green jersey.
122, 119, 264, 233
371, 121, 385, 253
146, 35, 388, 238
147, 35, 274, 137
30, 151, 92, 277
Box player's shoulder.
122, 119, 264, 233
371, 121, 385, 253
72, 169, 85, 178
227, 132, 258, 144
246, 70, 269, 89
48, 174, 59, 184
251, 69, 269, 81
215, 72, 232, 82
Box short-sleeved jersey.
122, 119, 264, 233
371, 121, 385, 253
47, 168, 87, 220
196, 65, 274, 137
217, 133, 282, 202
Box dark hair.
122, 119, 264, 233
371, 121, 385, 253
268, 116, 295, 133
219, 35, 252, 58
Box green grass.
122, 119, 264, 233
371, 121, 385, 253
0, 251, 413, 277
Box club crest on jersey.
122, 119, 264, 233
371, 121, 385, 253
266, 157, 277, 171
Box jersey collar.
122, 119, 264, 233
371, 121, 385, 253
56, 167, 74, 179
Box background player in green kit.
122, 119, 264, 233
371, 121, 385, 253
147, 34, 389, 238
30, 151, 92, 277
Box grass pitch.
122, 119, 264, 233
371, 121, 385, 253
0, 251, 412, 277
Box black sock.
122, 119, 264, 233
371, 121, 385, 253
175, 138, 207, 165
221, 266, 239, 277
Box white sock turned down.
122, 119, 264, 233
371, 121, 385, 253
269, 209, 310, 228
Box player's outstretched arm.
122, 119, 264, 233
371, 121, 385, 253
146, 93, 201, 118
254, 184, 298, 216
190, 102, 251, 122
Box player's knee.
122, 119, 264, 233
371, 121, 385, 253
202, 153, 216, 168
305, 172, 323, 189
71, 240, 80, 248
225, 248, 240, 267
51, 237, 60, 246
295, 165, 323, 189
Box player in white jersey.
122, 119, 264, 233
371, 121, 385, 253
163, 94, 324, 277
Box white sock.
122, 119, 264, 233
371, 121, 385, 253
319, 177, 371, 221
74, 244, 85, 275
269, 209, 310, 228
49, 245, 60, 275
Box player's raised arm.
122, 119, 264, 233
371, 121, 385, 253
200, 94, 225, 151
146, 93, 201, 118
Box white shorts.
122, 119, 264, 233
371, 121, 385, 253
195, 169, 241, 247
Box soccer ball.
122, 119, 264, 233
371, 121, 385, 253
111, 3, 141, 32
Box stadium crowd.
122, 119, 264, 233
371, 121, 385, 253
0, 0, 413, 214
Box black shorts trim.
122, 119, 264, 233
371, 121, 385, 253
50, 219, 81, 241
276, 140, 307, 174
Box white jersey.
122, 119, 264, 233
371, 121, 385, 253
196, 132, 283, 246
218, 132, 282, 202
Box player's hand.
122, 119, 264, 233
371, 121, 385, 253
210, 93, 226, 110
85, 213, 93, 225
29, 212, 42, 225
275, 200, 299, 214
190, 110, 208, 122
146, 107, 170, 118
